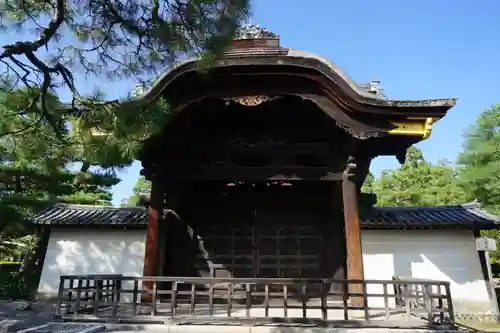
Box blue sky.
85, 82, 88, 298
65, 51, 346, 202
2, 0, 500, 205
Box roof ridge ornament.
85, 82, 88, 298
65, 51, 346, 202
235, 24, 279, 40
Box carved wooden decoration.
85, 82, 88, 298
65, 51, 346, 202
335, 121, 381, 140
223, 95, 279, 107
235, 24, 279, 40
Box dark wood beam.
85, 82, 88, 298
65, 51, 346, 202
168, 166, 344, 181
161, 142, 338, 168
193, 142, 332, 157
342, 156, 365, 307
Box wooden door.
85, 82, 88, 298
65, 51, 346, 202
194, 207, 256, 279
193, 209, 323, 280
255, 210, 322, 279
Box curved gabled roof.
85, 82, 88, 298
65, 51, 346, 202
128, 47, 456, 114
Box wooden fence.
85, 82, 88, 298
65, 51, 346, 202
54, 275, 454, 326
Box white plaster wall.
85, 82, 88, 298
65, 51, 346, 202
361, 230, 491, 313
37, 229, 147, 303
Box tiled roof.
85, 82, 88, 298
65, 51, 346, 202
359, 203, 499, 229
32, 203, 500, 230
32, 204, 147, 227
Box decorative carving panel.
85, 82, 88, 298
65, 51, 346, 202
335, 121, 382, 140
223, 95, 280, 107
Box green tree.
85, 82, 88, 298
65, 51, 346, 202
373, 146, 467, 207
0, 0, 250, 141
0, 166, 118, 235
457, 105, 500, 264
457, 105, 500, 214
361, 172, 375, 194
123, 176, 151, 207
0, 97, 119, 291
0, 90, 119, 242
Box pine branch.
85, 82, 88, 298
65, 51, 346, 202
0, 0, 250, 140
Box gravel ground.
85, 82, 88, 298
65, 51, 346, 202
0, 301, 463, 333
0, 301, 55, 332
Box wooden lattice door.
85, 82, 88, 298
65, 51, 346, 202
194, 208, 322, 280
254, 210, 322, 280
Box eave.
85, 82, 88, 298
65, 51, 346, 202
128, 49, 456, 117
31, 202, 500, 231
126, 49, 456, 143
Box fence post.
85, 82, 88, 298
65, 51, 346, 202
93, 278, 102, 316
321, 282, 327, 321
444, 283, 455, 324
55, 276, 65, 317
423, 284, 432, 324
362, 281, 369, 320
112, 277, 120, 316
74, 279, 82, 316
342, 280, 349, 320
383, 283, 390, 320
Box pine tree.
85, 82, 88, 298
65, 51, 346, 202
0, 0, 250, 142
0, 89, 119, 242
0, 90, 120, 292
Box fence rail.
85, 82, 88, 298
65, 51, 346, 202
54, 275, 454, 326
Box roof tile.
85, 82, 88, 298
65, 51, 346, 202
32, 203, 500, 230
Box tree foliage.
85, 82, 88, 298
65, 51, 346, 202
456, 105, 500, 264
360, 172, 375, 194
370, 146, 467, 207
0, 0, 250, 267
122, 176, 151, 207
456, 105, 500, 215
0, 165, 118, 235
0, 0, 250, 152
0, 89, 118, 249
362, 106, 499, 264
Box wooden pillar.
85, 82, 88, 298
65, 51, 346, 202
474, 229, 500, 317
325, 183, 347, 296
342, 156, 364, 306
142, 178, 164, 300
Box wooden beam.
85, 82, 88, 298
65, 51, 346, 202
142, 179, 164, 302
342, 156, 365, 307
192, 142, 331, 157
169, 166, 344, 181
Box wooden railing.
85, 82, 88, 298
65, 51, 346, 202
54, 275, 455, 326
393, 277, 435, 308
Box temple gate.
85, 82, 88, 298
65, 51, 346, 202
133, 26, 456, 309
